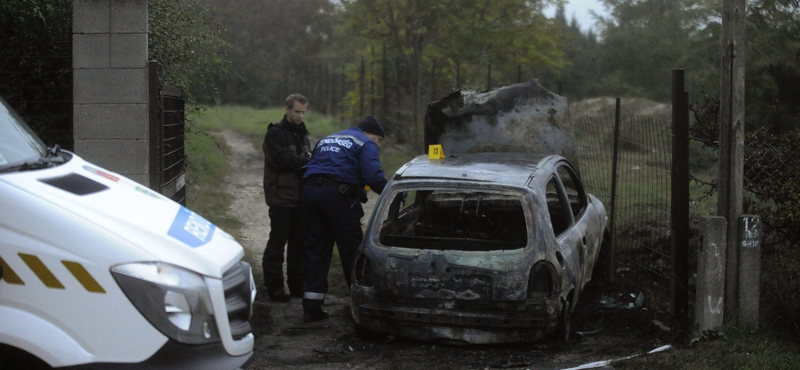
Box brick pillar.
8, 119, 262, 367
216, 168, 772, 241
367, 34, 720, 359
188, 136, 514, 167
73, 0, 149, 185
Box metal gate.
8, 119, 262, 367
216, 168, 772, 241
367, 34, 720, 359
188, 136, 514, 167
148, 62, 186, 205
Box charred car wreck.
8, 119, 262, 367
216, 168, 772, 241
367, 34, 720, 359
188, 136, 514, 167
349, 80, 608, 344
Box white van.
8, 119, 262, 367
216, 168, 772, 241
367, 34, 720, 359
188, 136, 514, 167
0, 96, 256, 369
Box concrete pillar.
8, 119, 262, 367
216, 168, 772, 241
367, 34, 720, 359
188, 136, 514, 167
694, 216, 727, 332
737, 215, 761, 330
73, 0, 149, 185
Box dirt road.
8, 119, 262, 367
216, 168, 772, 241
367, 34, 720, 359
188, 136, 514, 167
218, 129, 673, 370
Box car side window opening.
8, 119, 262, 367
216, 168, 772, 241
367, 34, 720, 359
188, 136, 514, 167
378, 189, 528, 251
556, 164, 587, 219
545, 177, 572, 237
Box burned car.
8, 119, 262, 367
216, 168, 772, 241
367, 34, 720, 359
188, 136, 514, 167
350, 81, 608, 344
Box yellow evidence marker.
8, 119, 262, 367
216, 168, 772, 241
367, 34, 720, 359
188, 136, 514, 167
428, 144, 445, 159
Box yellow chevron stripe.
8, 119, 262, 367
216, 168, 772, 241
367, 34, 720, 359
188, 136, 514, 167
62, 261, 106, 293
19, 254, 64, 289
0, 255, 24, 285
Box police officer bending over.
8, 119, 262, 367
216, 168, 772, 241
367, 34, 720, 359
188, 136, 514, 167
262, 94, 312, 302
300, 115, 387, 322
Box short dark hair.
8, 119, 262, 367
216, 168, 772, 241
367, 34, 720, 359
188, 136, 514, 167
285, 94, 308, 109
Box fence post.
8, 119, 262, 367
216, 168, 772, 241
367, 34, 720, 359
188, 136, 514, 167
395, 53, 403, 144
694, 216, 727, 332
326, 65, 332, 116
671, 69, 691, 325
431, 58, 437, 101
456, 63, 461, 90
382, 44, 388, 125
718, 0, 746, 325
360, 55, 365, 118
607, 98, 621, 282
487, 64, 492, 91
341, 66, 346, 115
737, 215, 761, 330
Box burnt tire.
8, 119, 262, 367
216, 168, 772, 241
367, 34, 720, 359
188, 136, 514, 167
559, 299, 571, 343
589, 230, 611, 287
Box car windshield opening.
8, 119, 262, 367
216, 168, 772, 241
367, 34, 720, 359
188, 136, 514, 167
378, 189, 528, 251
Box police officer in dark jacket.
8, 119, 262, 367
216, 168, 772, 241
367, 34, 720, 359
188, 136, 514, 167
300, 116, 388, 322
262, 94, 312, 302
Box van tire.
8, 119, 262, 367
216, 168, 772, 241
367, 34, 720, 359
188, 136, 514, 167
0, 344, 52, 369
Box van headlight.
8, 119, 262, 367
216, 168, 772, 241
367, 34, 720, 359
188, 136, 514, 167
111, 262, 219, 344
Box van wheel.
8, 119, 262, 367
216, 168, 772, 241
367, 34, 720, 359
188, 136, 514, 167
0, 344, 52, 369
559, 299, 571, 343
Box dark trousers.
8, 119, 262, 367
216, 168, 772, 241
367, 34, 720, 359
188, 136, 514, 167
301, 184, 363, 313
262, 206, 304, 295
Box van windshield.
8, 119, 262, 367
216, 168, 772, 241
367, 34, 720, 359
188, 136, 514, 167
0, 97, 52, 173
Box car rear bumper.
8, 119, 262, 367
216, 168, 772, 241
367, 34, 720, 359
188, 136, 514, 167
352, 292, 561, 344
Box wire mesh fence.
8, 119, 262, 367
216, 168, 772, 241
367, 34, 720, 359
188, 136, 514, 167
572, 105, 674, 309
690, 131, 800, 244
573, 96, 800, 314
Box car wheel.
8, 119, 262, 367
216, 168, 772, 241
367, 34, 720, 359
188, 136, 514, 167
559, 299, 571, 343
593, 230, 611, 284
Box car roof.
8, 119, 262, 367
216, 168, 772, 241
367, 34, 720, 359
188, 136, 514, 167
393, 152, 557, 186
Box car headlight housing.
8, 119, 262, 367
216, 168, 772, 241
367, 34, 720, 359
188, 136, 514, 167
111, 262, 219, 344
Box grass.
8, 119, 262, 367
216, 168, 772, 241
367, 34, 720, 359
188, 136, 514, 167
572, 109, 800, 369
184, 126, 243, 240
185, 104, 800, 368
186, 106, 417, 297
192, 105, 345, 144
614, 329, 800, 369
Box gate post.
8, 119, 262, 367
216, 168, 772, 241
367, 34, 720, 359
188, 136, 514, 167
73, 0, 150, 185
671, 69, 691, 324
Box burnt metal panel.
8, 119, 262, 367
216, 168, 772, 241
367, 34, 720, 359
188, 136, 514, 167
424, 79, 576, 170
395, 152, 540, 185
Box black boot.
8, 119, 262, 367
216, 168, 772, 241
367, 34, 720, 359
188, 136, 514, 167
303, 309, 329, 322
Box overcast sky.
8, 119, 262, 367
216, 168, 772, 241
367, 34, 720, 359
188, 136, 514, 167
544, 0, 609, 33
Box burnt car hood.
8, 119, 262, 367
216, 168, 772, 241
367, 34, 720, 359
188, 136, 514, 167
424, 79, 577, 170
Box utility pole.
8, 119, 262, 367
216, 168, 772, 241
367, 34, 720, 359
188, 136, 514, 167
718, 0, 746, 324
